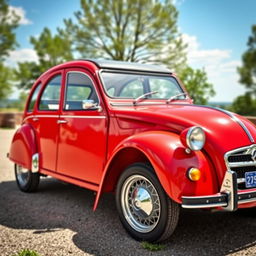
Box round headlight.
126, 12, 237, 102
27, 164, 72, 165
186, 126, 206, 151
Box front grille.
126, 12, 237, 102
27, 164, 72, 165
227, 154, 252, 163
225, 145, 256, 190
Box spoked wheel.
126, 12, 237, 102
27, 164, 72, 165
116, 163, 180, 242
15, 164, 40, 192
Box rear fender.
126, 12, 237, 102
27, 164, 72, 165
9, 124, 38, 170
94, 131, 218, 210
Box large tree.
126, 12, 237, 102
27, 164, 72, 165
237, 25, 256, 94
231, 25, 256, 115
15, 27, 73, 89
0, 0, 19, 100
179, 66, 215, 105
62, 0, 186, 71
0, 0, 19, 61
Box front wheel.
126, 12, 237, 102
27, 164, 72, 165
15, 164, 40, 192
116, 163, 180, 242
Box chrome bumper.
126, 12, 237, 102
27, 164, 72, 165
182, 170, 256, 211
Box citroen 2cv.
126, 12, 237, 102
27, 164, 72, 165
9, 59, 256, 242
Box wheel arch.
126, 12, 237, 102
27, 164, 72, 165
93, 131, 182, 210
9, 123, 38, 170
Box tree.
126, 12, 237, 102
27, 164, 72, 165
237, 25, 256, 94
231, 25, 256, 115
231, 93, 256, 116
15, 28, 73, 89
62, 0, 186, 72
179, 66, 215, 105
0, 63, 13, 100
0, 0, 20, 100
0, 0, 19, 61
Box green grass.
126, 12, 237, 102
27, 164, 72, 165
12, 249, 41, 256
141, 241, 166, 251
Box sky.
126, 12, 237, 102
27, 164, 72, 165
6, 0, 256, 102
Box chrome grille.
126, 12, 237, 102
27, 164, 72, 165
225, 145, 256, 190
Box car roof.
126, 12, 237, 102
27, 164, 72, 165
82, 59, 171, 74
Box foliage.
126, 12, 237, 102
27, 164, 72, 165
0, 0, 19, 100
15, 28, 73, 89
12, 249, 41, 256
230, 93, 256, 116
0, 62, 13, 100
237, 25, 256, 94
179, 66, 215, 105
0, 0, 19, 61
62, 0, 186, 72
231, 25, 256, 115
141, 241, 166, 251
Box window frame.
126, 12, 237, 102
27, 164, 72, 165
37, 74, 62, 112
63, 71, 100, 112
99, 70, 184, 100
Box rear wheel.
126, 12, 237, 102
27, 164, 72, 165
15, 164, 40, 192
116, 163, 180, 242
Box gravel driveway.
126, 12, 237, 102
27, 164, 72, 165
0, 128, 256, 256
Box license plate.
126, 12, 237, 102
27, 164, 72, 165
245, 171, 256, 188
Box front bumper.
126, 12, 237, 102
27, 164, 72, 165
182, 170, 256, 211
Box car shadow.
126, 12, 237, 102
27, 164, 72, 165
0, 178, 255, 256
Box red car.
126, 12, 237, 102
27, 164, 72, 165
9, 59, 256, 242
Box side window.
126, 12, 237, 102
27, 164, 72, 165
27, 83, 41, 112
39, 75, 61, 111
64, 72, 99, 110
119, 79, 144, 98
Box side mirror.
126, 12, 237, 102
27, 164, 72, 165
82, 100, 102, 112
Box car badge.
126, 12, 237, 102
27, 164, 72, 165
251, 148, 256, 161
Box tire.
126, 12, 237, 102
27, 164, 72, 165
14, 164, 40, 192
116, 163, 180, 242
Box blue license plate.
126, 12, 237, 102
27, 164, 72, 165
245, 171, 256, 188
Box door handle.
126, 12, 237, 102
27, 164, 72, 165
32, 117, 39, 122
57, 120, 68, 124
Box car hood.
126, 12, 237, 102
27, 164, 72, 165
113, 103, 256, 179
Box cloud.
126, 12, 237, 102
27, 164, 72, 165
8, 6, 32, 25
182, 33, 245, 102
5, 48, 38, 67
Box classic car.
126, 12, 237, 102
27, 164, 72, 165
9, 59, 256, 242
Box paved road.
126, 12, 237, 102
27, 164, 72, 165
0, 128, 256, 256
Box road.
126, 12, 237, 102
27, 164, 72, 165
0, 128, 256, 256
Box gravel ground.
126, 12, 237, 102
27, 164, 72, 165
0, 128, 256, 256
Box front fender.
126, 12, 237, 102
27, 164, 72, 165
94, 131, 218, 210
9, 124, 37, 170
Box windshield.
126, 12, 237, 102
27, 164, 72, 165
100, 72, 185, 100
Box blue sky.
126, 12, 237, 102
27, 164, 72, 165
7, 0, 256, 102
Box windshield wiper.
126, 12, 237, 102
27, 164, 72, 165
166, 92, 187, 104
133, 91, 158, 106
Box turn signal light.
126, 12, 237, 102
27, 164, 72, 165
188, 168, 201, 181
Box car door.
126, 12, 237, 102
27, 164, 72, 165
56, 68, 108, 185
32, 71, 64, 172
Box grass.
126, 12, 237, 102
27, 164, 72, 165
141, 241, 166, 251
12, 249, 41, 256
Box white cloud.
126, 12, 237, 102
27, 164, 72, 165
8, 6, 32, 25
182, 33, 245, 102
5, 48, 38, 67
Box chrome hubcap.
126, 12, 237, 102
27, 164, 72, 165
121, 174, 161, 233
16, 165, 30, 186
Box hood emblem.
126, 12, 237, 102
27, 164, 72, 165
251, 148, 256, 161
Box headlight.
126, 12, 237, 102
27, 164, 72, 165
186, 126, 206, 151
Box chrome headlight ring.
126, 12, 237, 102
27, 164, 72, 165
186, 126, 206, 151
